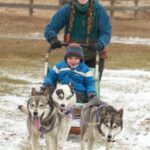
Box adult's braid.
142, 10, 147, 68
87, 0, 94, 44
66, 0, 76, 42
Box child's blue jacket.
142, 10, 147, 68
43, 60, 96, 94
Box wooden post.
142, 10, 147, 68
134, 0, 139, 18
29, 0, 33, 16
110, 0, 115, 18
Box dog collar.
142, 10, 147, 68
58, 107, 74, 116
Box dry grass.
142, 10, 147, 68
112, 12, 150, 38
0, 77, 30, 84
106, 44, 150, 70
0, 39, 65, 70
0, 39, 150, 72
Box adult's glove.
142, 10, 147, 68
39, 85, 47, 94
88, 43, 104, 54
49, 36, 61, 49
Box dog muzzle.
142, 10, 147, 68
107, 135, 116, 143
59, 106, 73, 116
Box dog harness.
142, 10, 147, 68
80, 101, 107, 137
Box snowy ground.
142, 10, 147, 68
0, 69, 150, 150
0, 33, 150, 45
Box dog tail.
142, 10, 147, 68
18, 105, 28, 114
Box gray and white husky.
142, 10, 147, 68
19, 82, 76, 150
80, 99, 123, 150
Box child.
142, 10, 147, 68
43, 43, 96, 103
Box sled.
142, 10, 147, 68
44, 42, 100, 135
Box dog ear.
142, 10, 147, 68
56, 81, 61, 88
68, 81, 74, 92
103, 106, 112, 116
68, 81, 73, 87
43, 87, 49, 96
118, 109, 123, 118
31, 88, 38, 96
99, 106, 108, 116
49, 86, 55, 95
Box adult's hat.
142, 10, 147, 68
64, 43, 84, 61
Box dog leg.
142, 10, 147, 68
80, 138, 85, 150
53, 137, 58, 150
106, 141, 112, 150
80, 124, 86, 150
57, 118, 72, 150
31, 135, 40, 150
18, 105, 28, 114
46, 136, 55, 150
87, 135, 94, 150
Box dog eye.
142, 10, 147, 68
39, 104, 44, 107
56, 89, 64, 99
30, 104, 35, 107
105, 124, 110, 128
57, 94, 64, 100
113, 125, 118, 128
66, 94, 73, 100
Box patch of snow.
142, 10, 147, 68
0, 69, 150, 149
0, 33, 150, 45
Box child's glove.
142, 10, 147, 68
88, 92, 97, 100
39, 85, 47, 94
49, 36, 61, 49
40, 85, 55, 94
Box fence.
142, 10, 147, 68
103, 0, 146, 17
0, 0, 150, 17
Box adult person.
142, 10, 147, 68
44, 0, 112, 80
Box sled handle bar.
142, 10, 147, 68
47, 42, 89, 53
60, 42, 89, 48
61, 42, 103, 55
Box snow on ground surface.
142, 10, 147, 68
0, 33, 150, 45
0, 69, 150, 150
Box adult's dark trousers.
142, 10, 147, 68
85, 58, 104, 81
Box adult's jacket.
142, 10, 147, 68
44, 1, 111, 60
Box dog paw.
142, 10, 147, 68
58, 144, 63, 150
18, 105, 23, 110
18, 105, 28, 114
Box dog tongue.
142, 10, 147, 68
34, 117, 41, 130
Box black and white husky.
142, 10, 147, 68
80, 99, 123, 150
19, 82, 76, 150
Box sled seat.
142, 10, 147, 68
69, 103, 83, 135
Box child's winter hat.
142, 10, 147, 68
64, 43, 84, 61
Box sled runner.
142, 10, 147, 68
44, 42, 101, 135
